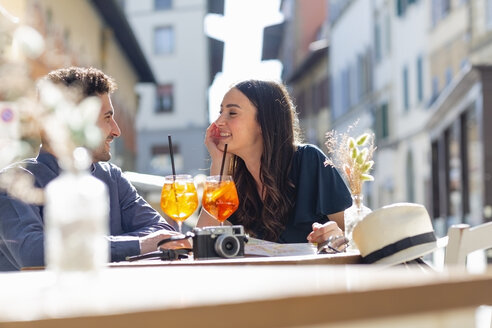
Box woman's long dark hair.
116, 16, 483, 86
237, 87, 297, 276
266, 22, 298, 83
231, 80, 302, 241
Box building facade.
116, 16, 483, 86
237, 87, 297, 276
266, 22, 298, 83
123, 0, 224, 177
263, 0, 331, 147
2, 0, 154, 171
266, 0, 492, 237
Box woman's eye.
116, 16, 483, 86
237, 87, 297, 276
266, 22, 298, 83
229, 111, 237, 116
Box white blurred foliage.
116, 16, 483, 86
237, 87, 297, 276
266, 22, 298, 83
38, 80, 102, 171
12, 25, 45, 59
0, 5, 102, 204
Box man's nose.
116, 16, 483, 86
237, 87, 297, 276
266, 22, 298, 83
111, 119, 121, 137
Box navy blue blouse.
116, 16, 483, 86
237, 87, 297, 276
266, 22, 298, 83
229, 144, 352, 243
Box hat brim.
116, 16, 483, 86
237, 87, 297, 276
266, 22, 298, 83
370, 241, 437, 266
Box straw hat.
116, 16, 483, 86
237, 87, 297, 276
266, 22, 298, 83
352, 203, 437, 265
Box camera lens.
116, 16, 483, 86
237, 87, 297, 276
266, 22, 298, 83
214, 235, 240, 258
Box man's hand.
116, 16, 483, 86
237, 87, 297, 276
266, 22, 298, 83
139, 229, 192, 254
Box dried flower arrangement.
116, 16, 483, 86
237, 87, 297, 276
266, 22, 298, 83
324, 125, 376, 196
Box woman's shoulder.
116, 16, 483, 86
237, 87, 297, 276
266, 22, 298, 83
295, 143, 328, 161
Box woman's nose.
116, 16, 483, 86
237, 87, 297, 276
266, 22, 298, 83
215, 115, 225, 126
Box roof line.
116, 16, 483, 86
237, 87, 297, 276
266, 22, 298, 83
90, 0, 156, 83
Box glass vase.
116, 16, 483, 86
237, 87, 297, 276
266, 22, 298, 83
344, 194, 372, 251
44, 148, 109, 274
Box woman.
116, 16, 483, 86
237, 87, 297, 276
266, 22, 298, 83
197, 80, 352, 244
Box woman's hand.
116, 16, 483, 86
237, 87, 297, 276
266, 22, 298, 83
204, 122, 222, 158
204, 122, 233, 175
307, 221, 343, 244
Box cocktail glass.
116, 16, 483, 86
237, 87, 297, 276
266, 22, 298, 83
201, 175, 239, 226
160, 174, 198, 233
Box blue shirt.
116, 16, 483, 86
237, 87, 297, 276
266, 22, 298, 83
0, 151, 174, 271
229, 144, 352, 243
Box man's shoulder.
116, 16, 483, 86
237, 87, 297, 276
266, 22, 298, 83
94, 161, 122, 174
1, 158, 38, 175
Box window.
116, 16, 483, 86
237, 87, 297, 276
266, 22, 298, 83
155, 84, 174, 113
357, 54, 364, 101
432, 0, 451, 26
416, 56, 423, 102
375, 102, 389, 140
431, 140, 441, 218
342, 67, 350, 114
318, 77, 329, 111
385, 14, 391, 55
445, 67, 453, 86
431, 105, 481, 226
406, 151, 415, 203
154, 26, 174, 55
374, 22, 381, 62
150, 144, 183, 172
402, 66, 409, 111
447, 121, 463, 223
431, 76, 439, 102
396, 0, 418, 17
465, 106, 482, 223
396, 0, 407, 16
154, 0, 172, 10
487, 0, 492, 29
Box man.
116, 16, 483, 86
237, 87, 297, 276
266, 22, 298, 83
0, 67, 183, 271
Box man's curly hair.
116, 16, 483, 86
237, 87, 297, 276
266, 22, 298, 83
46, 66, 117, 97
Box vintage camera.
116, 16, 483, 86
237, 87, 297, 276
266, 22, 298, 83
192, 225, 247, 260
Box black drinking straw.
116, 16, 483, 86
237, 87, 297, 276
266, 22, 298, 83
219, 144, 228, 182
168, 135, 176, 178
168, 135, 180, 227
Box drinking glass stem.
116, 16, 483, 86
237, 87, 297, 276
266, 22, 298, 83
177, 221, 182, 233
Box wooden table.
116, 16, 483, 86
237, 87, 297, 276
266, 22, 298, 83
110, 250, 362, 268
2, 264, 491, 327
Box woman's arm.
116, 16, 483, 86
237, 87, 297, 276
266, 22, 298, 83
327, 211, 345, 231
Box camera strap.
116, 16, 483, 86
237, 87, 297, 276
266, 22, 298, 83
125, 248, 191, 262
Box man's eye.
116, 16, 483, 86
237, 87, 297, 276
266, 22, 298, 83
229, 112, 237, 116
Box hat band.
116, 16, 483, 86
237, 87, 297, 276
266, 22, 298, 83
361, 231, 437, 264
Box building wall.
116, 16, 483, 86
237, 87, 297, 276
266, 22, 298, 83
389, 0, 432, 206
293, 54, 329, 146
2, 0, 144, 171
470, 0, 492, 65
428, 1, 469, 98
326, 0, 492, 234
125, 0, 209, 176
330, 0, 373, 133
297, 0, 327, 62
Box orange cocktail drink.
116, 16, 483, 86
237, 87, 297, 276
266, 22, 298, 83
202, 175, 239, 225
161, 175, 198, 232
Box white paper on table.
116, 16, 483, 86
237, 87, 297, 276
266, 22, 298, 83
245, 237, 317, 257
